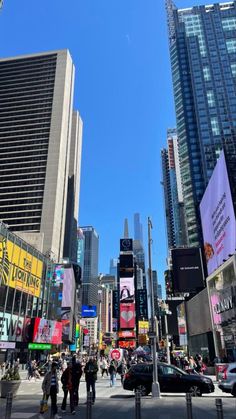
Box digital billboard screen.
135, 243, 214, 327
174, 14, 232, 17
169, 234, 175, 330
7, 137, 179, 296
32, 318, 62, 344
81, 305, 97, 317
171, 248, 205, 293
62, 267, 75, 308
120, 277, 135, 303
200, 151, 236, 276
120, 303, 135, 329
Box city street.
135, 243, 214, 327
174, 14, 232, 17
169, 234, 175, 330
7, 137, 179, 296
0, 374, 235, 419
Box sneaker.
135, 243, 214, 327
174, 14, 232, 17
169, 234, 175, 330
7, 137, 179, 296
71, 411, 76, 415
54, 415, 62, 419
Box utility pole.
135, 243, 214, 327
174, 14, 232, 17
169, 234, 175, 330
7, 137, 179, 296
148, 217, 161, 398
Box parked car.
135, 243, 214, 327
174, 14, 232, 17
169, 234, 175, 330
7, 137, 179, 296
123, 362, 214, 396
218, 362, 236, 397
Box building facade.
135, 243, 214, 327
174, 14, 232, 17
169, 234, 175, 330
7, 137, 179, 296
81, 226, 99, 307
161, 128, 187, 248
166, 0, 236, 247
0, 50, 82, 261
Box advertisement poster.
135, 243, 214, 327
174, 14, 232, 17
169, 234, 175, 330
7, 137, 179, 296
62, 267, 75, 308
0, 235, 43, 297
200, 151, 236, 275
136, 289, 148, 319
120, 277, 135, 303
81, 305, 97, 317
61, 308, 73, 342
120, 303, 135, 328
177, 303, 188, 346
138, 321, 149, 334
33, 318, 62, 344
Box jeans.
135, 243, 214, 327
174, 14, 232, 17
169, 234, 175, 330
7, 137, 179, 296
110, 373, 116, 387
50, 386, 58, 416
73, 383, 80, 407
86, 380, 96, 402
61, 388, 75, 412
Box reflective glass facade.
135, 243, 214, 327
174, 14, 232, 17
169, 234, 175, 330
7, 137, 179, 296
167, 1, 236, 246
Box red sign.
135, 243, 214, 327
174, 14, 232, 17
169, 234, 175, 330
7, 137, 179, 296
119, 340, 136, 349
120, 303, 135, 329
109, 349, 122, 361
118, 330, 135, 338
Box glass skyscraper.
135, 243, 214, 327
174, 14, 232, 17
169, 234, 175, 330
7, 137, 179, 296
81, 226, 99, 307
166, 0, 236, 246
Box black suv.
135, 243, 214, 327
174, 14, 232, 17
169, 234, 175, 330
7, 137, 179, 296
123, 362, 214, 396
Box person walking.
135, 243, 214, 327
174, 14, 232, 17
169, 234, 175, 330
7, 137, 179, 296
101, 357, 108, 377
84, 357, 98, 404
108, 360, 117, 387
72, 355, 83, 407
40, 362, 61, 419
117, 360, 126, 385
61, 361, 76, 415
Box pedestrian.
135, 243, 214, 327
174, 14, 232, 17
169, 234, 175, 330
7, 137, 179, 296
101, 357, 108, 377
72, 355, 83, 407
188, 356, 197, 373
61, 361, 76, 415
117, 360, 126, 385
40, 362, 61, 419
84, 357, 98, 404
108, 360, 117, 387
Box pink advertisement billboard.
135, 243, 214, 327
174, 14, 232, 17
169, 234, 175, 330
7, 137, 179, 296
33, 318, 62, 344
120, 303, 135, 329
200, 151, 236, 275
62, 267, 75, 308
120, 277, 135, 303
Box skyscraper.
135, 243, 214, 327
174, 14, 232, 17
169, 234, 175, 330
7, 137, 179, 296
161, 128, 187, 248
166, 0, 236, 246
81, 226, 99, 307
0, 50, 82, 261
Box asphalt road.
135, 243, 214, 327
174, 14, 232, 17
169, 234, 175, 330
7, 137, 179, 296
0, 374, 235, 419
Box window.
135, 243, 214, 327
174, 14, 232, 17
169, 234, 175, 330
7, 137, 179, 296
211, 117, 220, 136
226, 39, 236, 53
222, 17, 236, 31
207, 91, 215, 107
231, 63, 236, 77
203, 66, 211, 81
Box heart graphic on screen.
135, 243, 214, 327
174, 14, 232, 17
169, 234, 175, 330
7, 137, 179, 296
121, 311, 134, 322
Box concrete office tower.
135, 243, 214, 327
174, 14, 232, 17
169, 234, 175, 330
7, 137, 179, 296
166, 1, 236, 247
0, 50, 81, 261
81, 226, 99, 307
63, 112, 83, 262
161, 129, 187, 248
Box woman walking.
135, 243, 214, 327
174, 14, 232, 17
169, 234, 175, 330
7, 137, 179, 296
40, 362, 61, 419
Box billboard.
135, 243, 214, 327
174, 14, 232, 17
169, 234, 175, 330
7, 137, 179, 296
112, 290, 119, 319
177, 302, 188, 346
32, 318, 62, 344
138, 321, 149, 334
120, 277, 135, 303
120, 303, 135, 329
119, 254, 134, 277
136, 289, 148, 319
120, 238, 133, 252
81, 305, 97, 317
171, 248, 205, 293
62, 267, 75, 308
200, 151, 236, 275
0, 235, 43, 297
0, 312, 33, 342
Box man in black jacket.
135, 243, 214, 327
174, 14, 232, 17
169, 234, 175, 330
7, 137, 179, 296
84, 357, 98, 404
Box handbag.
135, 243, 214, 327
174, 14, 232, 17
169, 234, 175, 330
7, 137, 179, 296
40, 393, 48, 414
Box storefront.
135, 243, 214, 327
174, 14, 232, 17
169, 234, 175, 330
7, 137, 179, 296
207, 255, 236, 362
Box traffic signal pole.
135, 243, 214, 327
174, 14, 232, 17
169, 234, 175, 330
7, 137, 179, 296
148, 217, 161, 398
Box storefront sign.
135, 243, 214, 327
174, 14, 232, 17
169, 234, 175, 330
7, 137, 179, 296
118, 330, 135, 338
0, 235, 43, 297
0, 341, 16, 349
28, 343, 52, 350
213, 296, 233, 314
138, 321, 149, 334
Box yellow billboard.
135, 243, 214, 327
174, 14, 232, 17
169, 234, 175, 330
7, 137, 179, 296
138, 321, 149, 334
0, 235, 43, 297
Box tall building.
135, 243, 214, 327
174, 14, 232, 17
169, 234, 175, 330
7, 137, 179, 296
0, 1, 3, 10
166, 0, 236, 246
81, 226, 99, 307
158, 284, 163, 300
0, 50, 82, 262
100, 275, 115, 334
134, 213, 143, 244
133, 240, 146, 289
109, 258, 118, 278
161, 128, 187, 248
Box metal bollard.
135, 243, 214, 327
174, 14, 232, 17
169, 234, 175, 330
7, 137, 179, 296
86, 391, 93, 419
186, 393, 193, 419
5, 392, 13, 419
135, 390, 141, 419
215, 398, 224, 419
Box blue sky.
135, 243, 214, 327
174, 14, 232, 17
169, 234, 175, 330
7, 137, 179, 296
1, 0, 206, 291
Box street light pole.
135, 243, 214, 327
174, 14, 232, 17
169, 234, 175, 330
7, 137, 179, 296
148, 217, 161, 398
97, 274, 104, 362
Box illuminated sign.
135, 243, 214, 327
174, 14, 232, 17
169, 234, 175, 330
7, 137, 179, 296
33, 318, 62, 344
0, 235, 43, 297
138, 321, 149, 334
82, 305, 97, 317
28, 343, 52, 350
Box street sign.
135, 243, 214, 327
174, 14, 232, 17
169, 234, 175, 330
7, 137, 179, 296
28, 343, 52, 350
109, 348, 123, 361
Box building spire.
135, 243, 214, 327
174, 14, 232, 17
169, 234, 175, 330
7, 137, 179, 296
165, 0, 177, 47
124, 218, 129, 238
